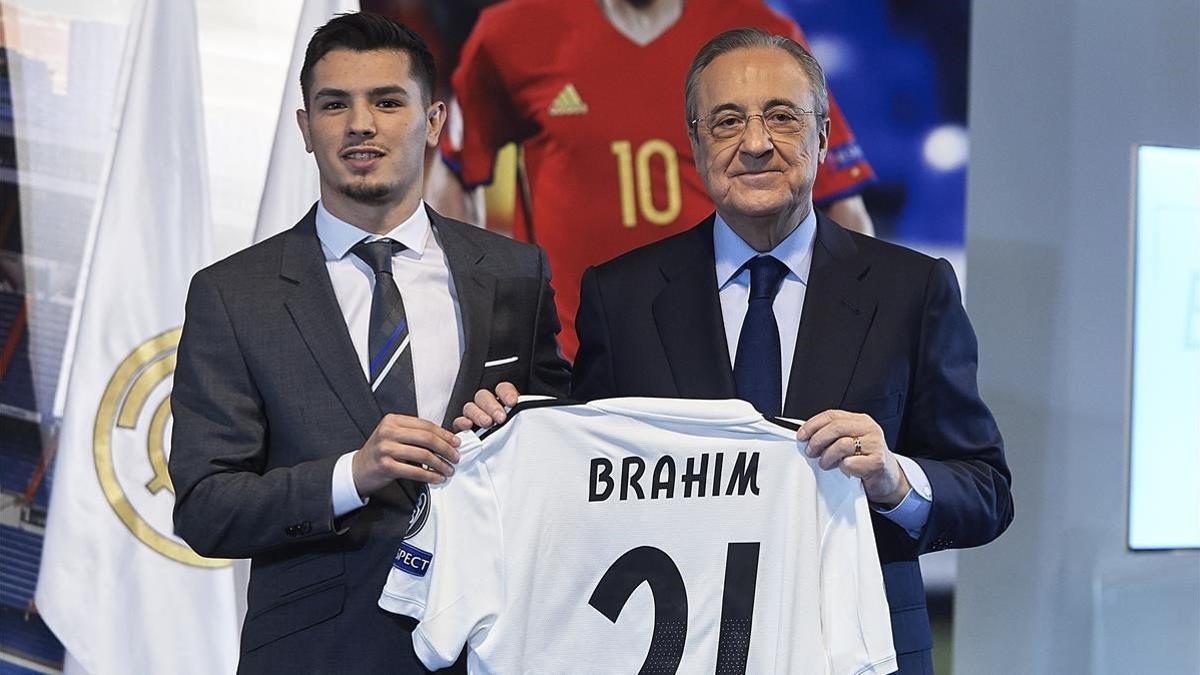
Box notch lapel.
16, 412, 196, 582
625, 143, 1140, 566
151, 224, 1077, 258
433, 209, 496, 428
784, 214, 877, 419
651, 217, 737, 398
280, 206, 382, 440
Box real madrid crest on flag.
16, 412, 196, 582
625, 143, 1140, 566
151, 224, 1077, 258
93, 328, 230, 568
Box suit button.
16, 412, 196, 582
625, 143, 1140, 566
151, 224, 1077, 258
300, 521, 312, 535
285, 525, 297, 536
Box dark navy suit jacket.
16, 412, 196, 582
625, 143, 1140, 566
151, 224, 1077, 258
572, 213, 1013, 674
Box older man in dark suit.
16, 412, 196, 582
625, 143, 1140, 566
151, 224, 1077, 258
462, 28, 1011, 674
168, 13, 568, 674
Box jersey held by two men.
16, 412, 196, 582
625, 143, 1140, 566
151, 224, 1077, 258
379, 398, 896, 674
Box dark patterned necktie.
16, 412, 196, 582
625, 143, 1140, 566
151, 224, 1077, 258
733, 255, 790, 417
351, 238, 418, 416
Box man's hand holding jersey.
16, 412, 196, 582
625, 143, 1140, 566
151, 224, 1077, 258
454, 382, 521, 432
353, 415, 462, 492
797, 410, 912, 508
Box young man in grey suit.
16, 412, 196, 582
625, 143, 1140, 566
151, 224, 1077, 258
169, 13, 569, 673
462, 29, 1011, 674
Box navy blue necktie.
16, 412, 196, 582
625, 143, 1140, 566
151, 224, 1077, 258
351, 239, 418, 416
734, 255, 790, 417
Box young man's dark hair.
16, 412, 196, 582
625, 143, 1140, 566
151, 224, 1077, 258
300, 12, 437, 106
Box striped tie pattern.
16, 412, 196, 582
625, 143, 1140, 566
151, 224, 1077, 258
352, 238, 418, 416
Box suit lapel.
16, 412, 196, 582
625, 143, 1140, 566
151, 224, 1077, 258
433, 208, 496, 428
652, 217, 737, 398
280, 205, 382, 439
784, 213, 877, 418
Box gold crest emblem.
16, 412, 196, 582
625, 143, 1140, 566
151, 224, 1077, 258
93, 328, 230, 568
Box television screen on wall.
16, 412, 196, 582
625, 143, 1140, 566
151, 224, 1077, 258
1127, 144, 1200, 550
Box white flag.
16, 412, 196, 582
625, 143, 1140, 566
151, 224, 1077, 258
254, 0, 360, 241
35, 1, 242, 673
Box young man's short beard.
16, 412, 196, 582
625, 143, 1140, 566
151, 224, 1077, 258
339, 181, 392, 204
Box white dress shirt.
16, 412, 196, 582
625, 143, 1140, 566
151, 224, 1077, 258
713, 210, 932, 537
315, 201, 465, 517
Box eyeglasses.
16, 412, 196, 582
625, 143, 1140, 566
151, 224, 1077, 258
690, 105, 821, 140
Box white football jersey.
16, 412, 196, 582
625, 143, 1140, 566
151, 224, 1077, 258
379, 398, 896, 674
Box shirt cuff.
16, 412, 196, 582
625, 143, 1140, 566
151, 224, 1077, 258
331, 451, 369, 518
871, 454, 932, 539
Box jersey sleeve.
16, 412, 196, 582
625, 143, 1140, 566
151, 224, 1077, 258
819, 484, 897, 675
778, 19, 876, 203
443, 12, 522, 188
378, 441, 505, 669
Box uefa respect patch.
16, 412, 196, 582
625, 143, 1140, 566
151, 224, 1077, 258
393, 541, 433, 577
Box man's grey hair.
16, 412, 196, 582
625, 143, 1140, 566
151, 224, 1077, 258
684, 28, 829, 136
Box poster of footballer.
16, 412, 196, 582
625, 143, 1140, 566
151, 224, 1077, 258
370, 0, 973, 357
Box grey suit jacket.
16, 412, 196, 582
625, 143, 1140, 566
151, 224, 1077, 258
169, 204, 570, 673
